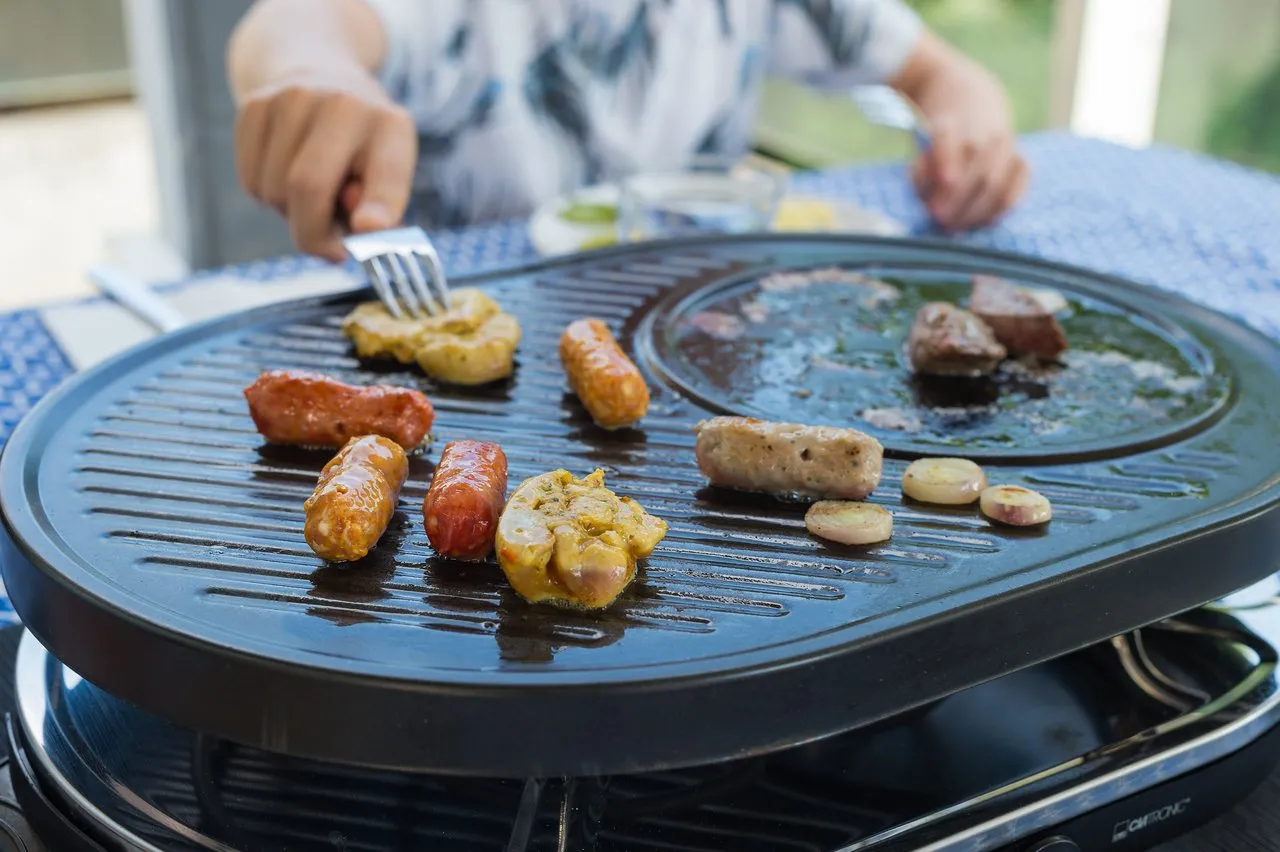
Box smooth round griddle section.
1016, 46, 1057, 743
638, 262, 1233, 462
1, 235, 1278, 779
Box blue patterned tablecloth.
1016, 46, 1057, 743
0, 129, 1278, 624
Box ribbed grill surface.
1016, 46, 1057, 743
56, 247, 1235, 677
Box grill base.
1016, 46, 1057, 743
9, 582, 1280, 852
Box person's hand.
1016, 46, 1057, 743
896, 39, 1028, 232
234, 66, 417, 261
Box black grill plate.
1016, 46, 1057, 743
2, 236, 1279, 777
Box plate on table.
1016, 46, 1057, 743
528, 182, 905, 256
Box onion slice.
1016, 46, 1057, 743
901, 457, 988, 505
980, 485, 1053, 526
805, 501, 893, 545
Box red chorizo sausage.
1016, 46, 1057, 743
244, 370, 434, 449
304, 435, 409, 562
423, 440, 508, 561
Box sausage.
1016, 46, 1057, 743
559, 318, 650, 429
244, 370, 434, 449
693, 416, 884, 500
304, 435, 408, 562
423, 440, 509, 561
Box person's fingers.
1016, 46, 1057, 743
910, 155, 931, 203
350, 108, 417, 233
945, 136, 1014, 230
234, 98, 270, 200
285, 96, 373, 259
955, 148, 1026, 230
932, 134, 1009, 230
331, 179, 362, 232
1004, 156, 1030, 212
339, 180, 363, 218
920, 122, 965, 212
259, 88, 321, 211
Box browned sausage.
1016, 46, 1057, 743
422, 440, 509, 561
559, 318, 649, 429
244, 370, 434, 449
694, 417, 884, 500
303, 435, 408, 562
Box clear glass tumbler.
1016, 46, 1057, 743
616, 161, 784, 243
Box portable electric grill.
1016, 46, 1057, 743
0, 235, 1278, 851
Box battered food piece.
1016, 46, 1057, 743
970, 275, 1068, 360
495, 469, 668, 609
693, 416, 884, 500
560, 318, 650, 429
244, 370, 434, 449
341, 287, 522, 385
907, 302, 1007, 377
423, 440, 509, 561
304, 435, 409, 562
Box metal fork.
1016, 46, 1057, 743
344, 226, 450, 319
849, 85, 932, 152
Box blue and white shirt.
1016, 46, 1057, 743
366, 0, 923, 226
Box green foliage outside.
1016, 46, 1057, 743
1155, 0, 1280, 174
755, 0, 1280, 175
754, 0, 1057, 168
1205, 61, 1280, 174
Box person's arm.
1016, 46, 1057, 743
767, 0, 1027, 231
227, 0, 417, 260
227, 0, 386, 99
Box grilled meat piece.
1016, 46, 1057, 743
970, 275, 1068, 360
496, 468, 668, 609
423, 440, 509, 562
342, 288, 521, 385
244, 370, 435, 449
304, 435, 408, 562
560, 318, 650, 429
907, 302, 1007, 377
694, 416, 884, 500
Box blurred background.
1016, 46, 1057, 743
2, 0, 1279, 310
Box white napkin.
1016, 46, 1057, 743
40, 267, 362, 370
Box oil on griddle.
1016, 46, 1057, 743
661, 267, 1230, 455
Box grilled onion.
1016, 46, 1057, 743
980, 485, 1053, 527
805, 501, 893, 545
901, 457, 988, 505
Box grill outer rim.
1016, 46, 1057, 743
1, 234, 1279, 777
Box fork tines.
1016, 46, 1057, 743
344, 227, 450, 319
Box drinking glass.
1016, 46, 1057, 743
617, 161, 784, 243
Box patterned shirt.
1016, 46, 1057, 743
365, 0, 923, 226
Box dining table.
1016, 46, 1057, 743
1, 130, 1279, 849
